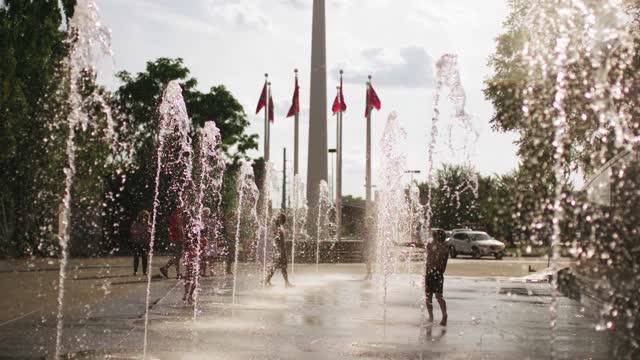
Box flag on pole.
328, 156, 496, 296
286, 76, 299, 118
332, 77, 347, 115
331, 90, 341, 115
268, 91, 274, 123
256, 82, 267, 114
365, 83, 381, 117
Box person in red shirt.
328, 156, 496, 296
160, 206, 185, 279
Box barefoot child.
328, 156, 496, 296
264, 213, 292, 287
183, 213, 210, 303
425, 229, 449, 326
182, 241, 198, 303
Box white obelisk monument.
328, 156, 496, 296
307, 0, 328, 225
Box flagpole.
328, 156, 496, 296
264, 74, 270, 162
365, 75, 372, 239
282, 148, 287, 210
336, 71, 344, 242
267, 81, 273, 163
294, 69, 300, 176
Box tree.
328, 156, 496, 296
483, 0, 640, 249
0, 0, 76, 256
476, 169, 541, 246
108, 58, 258, 252
417, 164, 548, 247
341, 195, 365, 237
114, 57, 257, 166
419, 164, 480, 231
484, 0, 640, 179
69, 70, 125, 256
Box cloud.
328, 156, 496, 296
333, 46, 434, 88
413, 5, 450, 25
280, 0, 310, 10
141, 0, 272, 31
278, 0, 352, 10
205, 0, 272, 30
411, 2, 478, 27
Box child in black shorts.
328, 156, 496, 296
425, 229, 449, 326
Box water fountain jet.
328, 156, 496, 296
190, 121, 226, 318
54, 1, 112, 358
142, 80, 194, 359
232, 163, 259, 304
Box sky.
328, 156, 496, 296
96, 0, 520, 199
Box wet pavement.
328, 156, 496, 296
0, 259, 611, 359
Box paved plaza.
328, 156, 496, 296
0, 257, 612, 359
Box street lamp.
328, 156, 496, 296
329, 148, 337, 200
404, 171, 421, 243
404, 170, 421, 184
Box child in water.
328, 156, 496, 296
264, 213, 293, 287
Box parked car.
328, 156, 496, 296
447, 230, 506, 260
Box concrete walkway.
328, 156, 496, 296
0, 259, 611, 359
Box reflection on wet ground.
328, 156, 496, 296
0, 263, 611, 359
141, 267, 609, 359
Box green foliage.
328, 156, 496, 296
420, 164, 480, 231
69, 70, 124, 256
188, 85, 258, 164
341, 195, 365, 237
482, 0, 640, 256
418, 164, 553, 246
0, 3, 258, 257
0, 0, 75, 256
485, 0, 640, 181
108, 58, 258, 252
114, 57, 257, 167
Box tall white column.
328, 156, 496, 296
307, 0, 328, 223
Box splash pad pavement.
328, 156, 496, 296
0, 259, 610, 359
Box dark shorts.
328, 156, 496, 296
425, 270, 444, 294
270, 254, 287, 269
363, 240, 377, 263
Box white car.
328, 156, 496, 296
448, 231, 506, 260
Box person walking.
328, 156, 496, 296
130, 210, 151, 276
201, 207, 217, 277
182, 238, 199, 303
264, 213, 292, 287
425, 229, 449, 326
219, 213, 234, 275
160, 206, 185, 279
182, 208, 210, 303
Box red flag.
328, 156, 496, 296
369, 84, 381, 110
365, 83, 381, 117
332, 92, 341, 115
256, 82, 267, 114
286, 77, 299, 118
332, 78, 347, 115
268, 92, 274, 123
